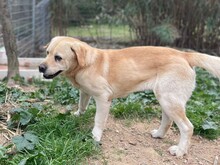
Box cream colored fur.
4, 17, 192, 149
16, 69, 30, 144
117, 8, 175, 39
40, 36, 220, 157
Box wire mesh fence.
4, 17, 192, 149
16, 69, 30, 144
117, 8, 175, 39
1, 1, 218, 56
0, 0, 50, 57
0, 33, 3, 48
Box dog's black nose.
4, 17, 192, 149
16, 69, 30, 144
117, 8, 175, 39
39, 64, 47, 73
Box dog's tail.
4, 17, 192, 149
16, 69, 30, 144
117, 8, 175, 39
186, 52, 220, 78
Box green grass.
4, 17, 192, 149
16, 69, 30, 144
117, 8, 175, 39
0, 79, 99, 165
0, 68, 220, 164
67, 24, 134, 42
111, 91, 160, 121
24, 111, 98, 165
2, 105, 99, 165
186, 68, 220, 139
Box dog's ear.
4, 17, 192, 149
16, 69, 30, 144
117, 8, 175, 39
71, 44, 86, 67
43, 42, 50, 49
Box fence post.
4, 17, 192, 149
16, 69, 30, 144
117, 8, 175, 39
32, 0, 36, 54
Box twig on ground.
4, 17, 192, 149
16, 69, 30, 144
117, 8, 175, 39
5, 90, 9, 103
7, 110, 11, 122
0, 122, 16, 136
16, 122, 22, 135
26, 98, 39, 103
3, 134, 10, 140
8, 100, 17, 108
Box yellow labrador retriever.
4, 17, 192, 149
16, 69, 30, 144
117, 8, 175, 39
39, 36, 220, 157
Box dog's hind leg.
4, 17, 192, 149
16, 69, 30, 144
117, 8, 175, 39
155, 85, 194, 156
160, 98, 194, 157
152, 69, 195, 157
151, 110, 173, 138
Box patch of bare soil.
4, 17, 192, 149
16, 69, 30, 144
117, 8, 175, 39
90, 115, 220, 165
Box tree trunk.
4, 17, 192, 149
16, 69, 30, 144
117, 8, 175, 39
0, 0, 19, 85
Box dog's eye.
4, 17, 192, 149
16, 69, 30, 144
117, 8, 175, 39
55, 55, 62, 62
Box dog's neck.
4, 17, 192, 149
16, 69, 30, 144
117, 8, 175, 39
64, 64, 82, 88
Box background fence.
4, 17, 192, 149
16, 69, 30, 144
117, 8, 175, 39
50, 0, 220, 55
0, 0, 219, 57
0, 0, 50, 57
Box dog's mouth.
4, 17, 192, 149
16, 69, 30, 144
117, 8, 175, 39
43, 70, 63, 79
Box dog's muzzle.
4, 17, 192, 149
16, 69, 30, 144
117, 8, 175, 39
39, 63, 63, 79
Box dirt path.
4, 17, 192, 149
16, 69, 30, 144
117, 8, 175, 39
91, 115, 220, 165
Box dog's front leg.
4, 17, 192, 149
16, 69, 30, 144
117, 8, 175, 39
74, 90, 91, 116
92, 96, 111, 142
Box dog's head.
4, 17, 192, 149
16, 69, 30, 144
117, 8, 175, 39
39, 37, 87, 79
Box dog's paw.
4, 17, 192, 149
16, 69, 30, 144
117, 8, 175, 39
92, 127, 102, 142
93, 140, 102, 147
74, 110, 84, 116
151, 129, 164, 138
168, 145, 186, 157
74, 111, 81, 116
